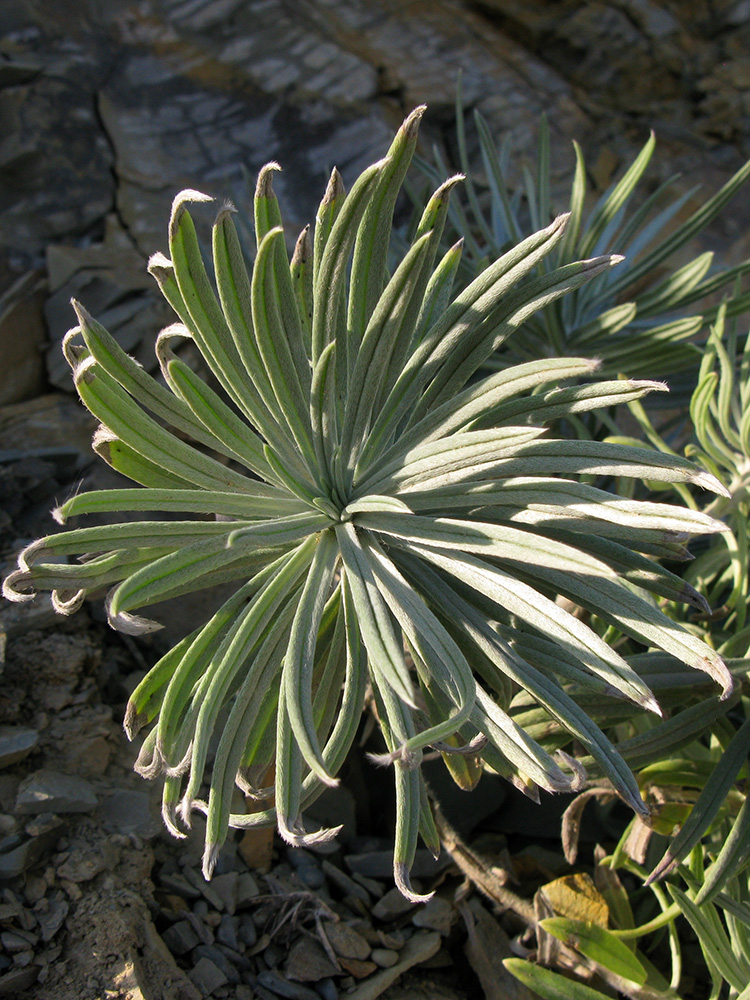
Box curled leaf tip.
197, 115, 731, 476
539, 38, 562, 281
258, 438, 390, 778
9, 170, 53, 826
394, 862, 434, 904
123, 702, 146, 741
52, 588, 86, 616
402, 105, 427, 137
169, 188, 213, 239
106, 599, 164, 636
555, 751, 587, 792
162, 801, 187, 840
62, 326, 86, 369
147, 251, 172, 276
255, 161, 281, 199
1, 569, 36, 604
278, 814, 342, 847
73, 354, 98, 386
134, 741, 165, 780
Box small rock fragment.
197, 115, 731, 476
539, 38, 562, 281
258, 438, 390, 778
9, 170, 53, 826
235, 871, 260, 906
215, 914, 240, 952
188, 956, 228, 996
35, 896, 68, 942
323, 921, 371, 961
15, 770, 97, 815
284, 936, 339, 982
99, 790, 161, 839
338, 957, 377, 979
56, 849, 106, 884
257, 969, 323, 1000
371, 888, 418, 922
0, 965, 38, 994
161, 920, 201, 956
0, 727, 38, 769
370, 948, 398, 968
412, 896, 456, 935
210, 871, 238, 915
193, 944, 240, 984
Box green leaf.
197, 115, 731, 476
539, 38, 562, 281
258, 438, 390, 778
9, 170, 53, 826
667, 885, 750, 992
648, 716, 750, 883
504, 958, 616, 1000
541, 918, 648, 984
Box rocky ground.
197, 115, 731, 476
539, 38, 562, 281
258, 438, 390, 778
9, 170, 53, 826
1, 1, 750, 997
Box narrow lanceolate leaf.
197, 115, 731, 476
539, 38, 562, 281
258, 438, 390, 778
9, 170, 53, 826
166, 357, 274, 479
71, 303, 254, 466
695, 793, 750, 905
358, 213, 572, 467
74, 360, 254, 493
347, 106, 425, 349
373, 357, 599, 465
312, 157, 390, 363
341, 230, 439, 478
363, 536, 476, 751
667, 885, 750, 992
283, 530, 340, 785
252, 227, 316, 468
398, 554, 649, 817
168, 193, 269, 422
336, 523, 416, 708
648, 716, 750, 884
400, 541, 660, 714
54, 487, 302, 523
357, 426, 545, 496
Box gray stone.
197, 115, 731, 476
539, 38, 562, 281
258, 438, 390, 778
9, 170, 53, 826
193, 945, 240, 985
209, 871, 238, 915
370, 948, 398, 968
183, 909, 214, 946
235, 871, 260, 906
34, 895, 68, 942
0, 930, 36, 953
0, 723, 38, 767
323, 922, 370, 961
215, 943, 252, 972
0, 965, 38, 994
257, 970, 323, 1000
184, 866, 225, 910
99, 790, 161, 839
15, 769, 97, 815
215, 914, 239, 952
161, 919, 201, 956
0, 274, 46, 407
412, 896, 456, 935
188, 956, 228, 996
371, 888, 419, 922
0, 815, 63, 880
283, 936, 338, 983
160, 871, 201, 900
237, 917, 256, 949
314, 979, 338, 1000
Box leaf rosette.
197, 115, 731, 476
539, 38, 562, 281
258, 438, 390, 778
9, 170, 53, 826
2, 108, 734, 899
